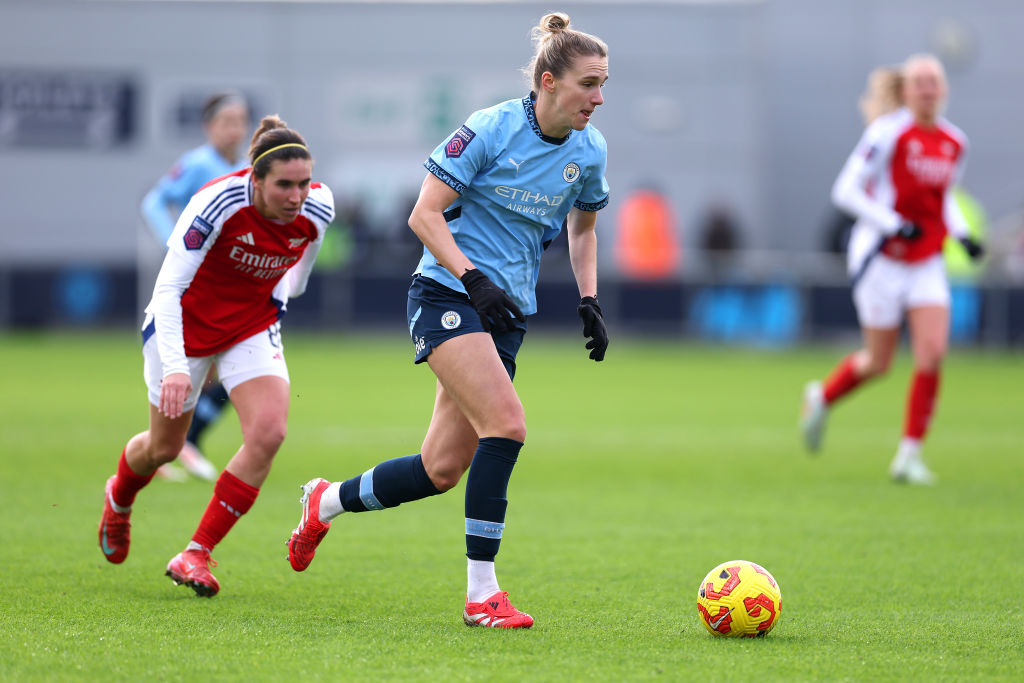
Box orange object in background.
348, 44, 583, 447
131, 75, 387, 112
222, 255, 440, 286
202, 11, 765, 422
615, 188, 680, 279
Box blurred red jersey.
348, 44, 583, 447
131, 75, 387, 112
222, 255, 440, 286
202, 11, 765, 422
883, 119, 965, 261
832, 108, 968, 267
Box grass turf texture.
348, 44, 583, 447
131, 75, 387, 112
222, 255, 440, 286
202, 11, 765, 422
1, 331, 1022, 681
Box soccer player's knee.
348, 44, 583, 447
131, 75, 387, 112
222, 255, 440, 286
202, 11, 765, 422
495, 417, 526, 443
489, 401, 526, 442
248, 416, 287, 454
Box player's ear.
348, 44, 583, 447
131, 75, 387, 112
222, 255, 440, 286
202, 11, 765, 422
541, 71, 557, 93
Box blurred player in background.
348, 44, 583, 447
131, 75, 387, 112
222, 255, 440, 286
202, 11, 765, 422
819, 66, 904, 257
801, 55, 985, 484
286, 12, 610, 629
141, 91, 251, 482
858, 65, 903, 126
99, 116, 334, 597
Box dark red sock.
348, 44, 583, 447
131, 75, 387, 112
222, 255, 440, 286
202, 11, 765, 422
111, 449, 155, 509
191, 470, 260, 551
823, 353, 865, 405
904, 369, 940, 440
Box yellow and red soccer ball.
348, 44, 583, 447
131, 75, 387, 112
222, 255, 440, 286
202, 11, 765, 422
697, 560, 782, 637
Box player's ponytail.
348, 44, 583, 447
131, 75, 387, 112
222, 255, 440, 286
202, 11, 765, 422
859, 67, 903, 125
525, 12, 607, 91
248, 114, 310, 178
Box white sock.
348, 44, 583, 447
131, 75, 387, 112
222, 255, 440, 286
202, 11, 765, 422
186, 540, 208, 552
318, 482, 344, 522
467, 559, 500, 603
897, 437, 922, 461
108, 492, 130, 514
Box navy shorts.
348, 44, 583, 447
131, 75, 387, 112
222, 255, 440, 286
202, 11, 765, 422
407, 275, 527, 380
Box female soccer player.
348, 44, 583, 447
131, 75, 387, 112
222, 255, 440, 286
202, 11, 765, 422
287, 12, 610, 629
801, 55, 984, 484
98, 115, 334, 597
141, 91, 251, 481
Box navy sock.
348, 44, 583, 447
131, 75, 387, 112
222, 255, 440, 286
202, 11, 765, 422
337, 454, 441, 513
464, 437, 523, 561
186, 383, 230, 445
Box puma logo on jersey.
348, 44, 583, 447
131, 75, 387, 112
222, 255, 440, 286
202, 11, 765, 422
508, 157, 525, 174
235, 232, 255, 245
288, 237, 308, 248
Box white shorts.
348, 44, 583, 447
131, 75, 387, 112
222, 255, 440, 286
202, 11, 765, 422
143, 322, 289, 411
852, 253, 950, 329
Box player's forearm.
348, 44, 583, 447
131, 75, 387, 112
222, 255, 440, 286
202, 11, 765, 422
831, 162, 902, 235
567, 211, 598, 298
140, 189, 176, 244
409, 208, 474, 278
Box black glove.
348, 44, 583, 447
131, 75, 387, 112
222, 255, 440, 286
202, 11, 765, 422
577, 296, 608, 362
960, 236, 985, 262
460, 268, 525, 333
896, 222, 923, 240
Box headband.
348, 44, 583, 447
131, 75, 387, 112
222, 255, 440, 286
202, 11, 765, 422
252, 143, 308, 168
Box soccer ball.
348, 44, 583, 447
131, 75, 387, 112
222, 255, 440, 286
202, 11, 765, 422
697, 560, 782, 637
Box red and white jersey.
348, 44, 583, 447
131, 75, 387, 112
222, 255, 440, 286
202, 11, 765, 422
831, 107, 968, 274
144, 169, 334, 376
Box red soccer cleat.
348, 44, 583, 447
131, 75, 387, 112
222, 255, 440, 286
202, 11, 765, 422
99, 475, 131, 564
463, 591, 535, 629
166, 548, 220, 597
287, 478, 332, 571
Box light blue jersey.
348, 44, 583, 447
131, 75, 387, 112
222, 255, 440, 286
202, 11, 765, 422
416, 94, 610, 315
141, 143, 247, 244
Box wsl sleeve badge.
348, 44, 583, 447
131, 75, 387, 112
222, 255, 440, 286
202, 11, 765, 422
183, 215, 214, 250
445, 125, 476, 158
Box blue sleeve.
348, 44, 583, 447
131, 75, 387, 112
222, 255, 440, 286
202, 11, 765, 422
140, 183, 176, 244
574, 135, 610, 212
140, 158, 205, 244
424, 111, 493, 194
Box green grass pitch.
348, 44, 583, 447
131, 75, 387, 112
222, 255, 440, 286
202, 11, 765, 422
1, 331, 1022, 680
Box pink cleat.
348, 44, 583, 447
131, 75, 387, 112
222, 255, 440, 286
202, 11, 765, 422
463, 591, 534, 629
287, 478, 332, 572
99, 475, 131, 564
166, 548, 220, 597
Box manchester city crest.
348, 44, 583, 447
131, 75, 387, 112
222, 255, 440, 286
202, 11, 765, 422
563, 162, 581, 183
441, 311, 462, 329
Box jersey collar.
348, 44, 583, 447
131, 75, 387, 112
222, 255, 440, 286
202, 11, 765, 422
523, 92, 572, 146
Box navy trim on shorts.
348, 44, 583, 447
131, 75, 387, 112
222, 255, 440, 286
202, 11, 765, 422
851, 236, 886, 289
141, 319, 156, 344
